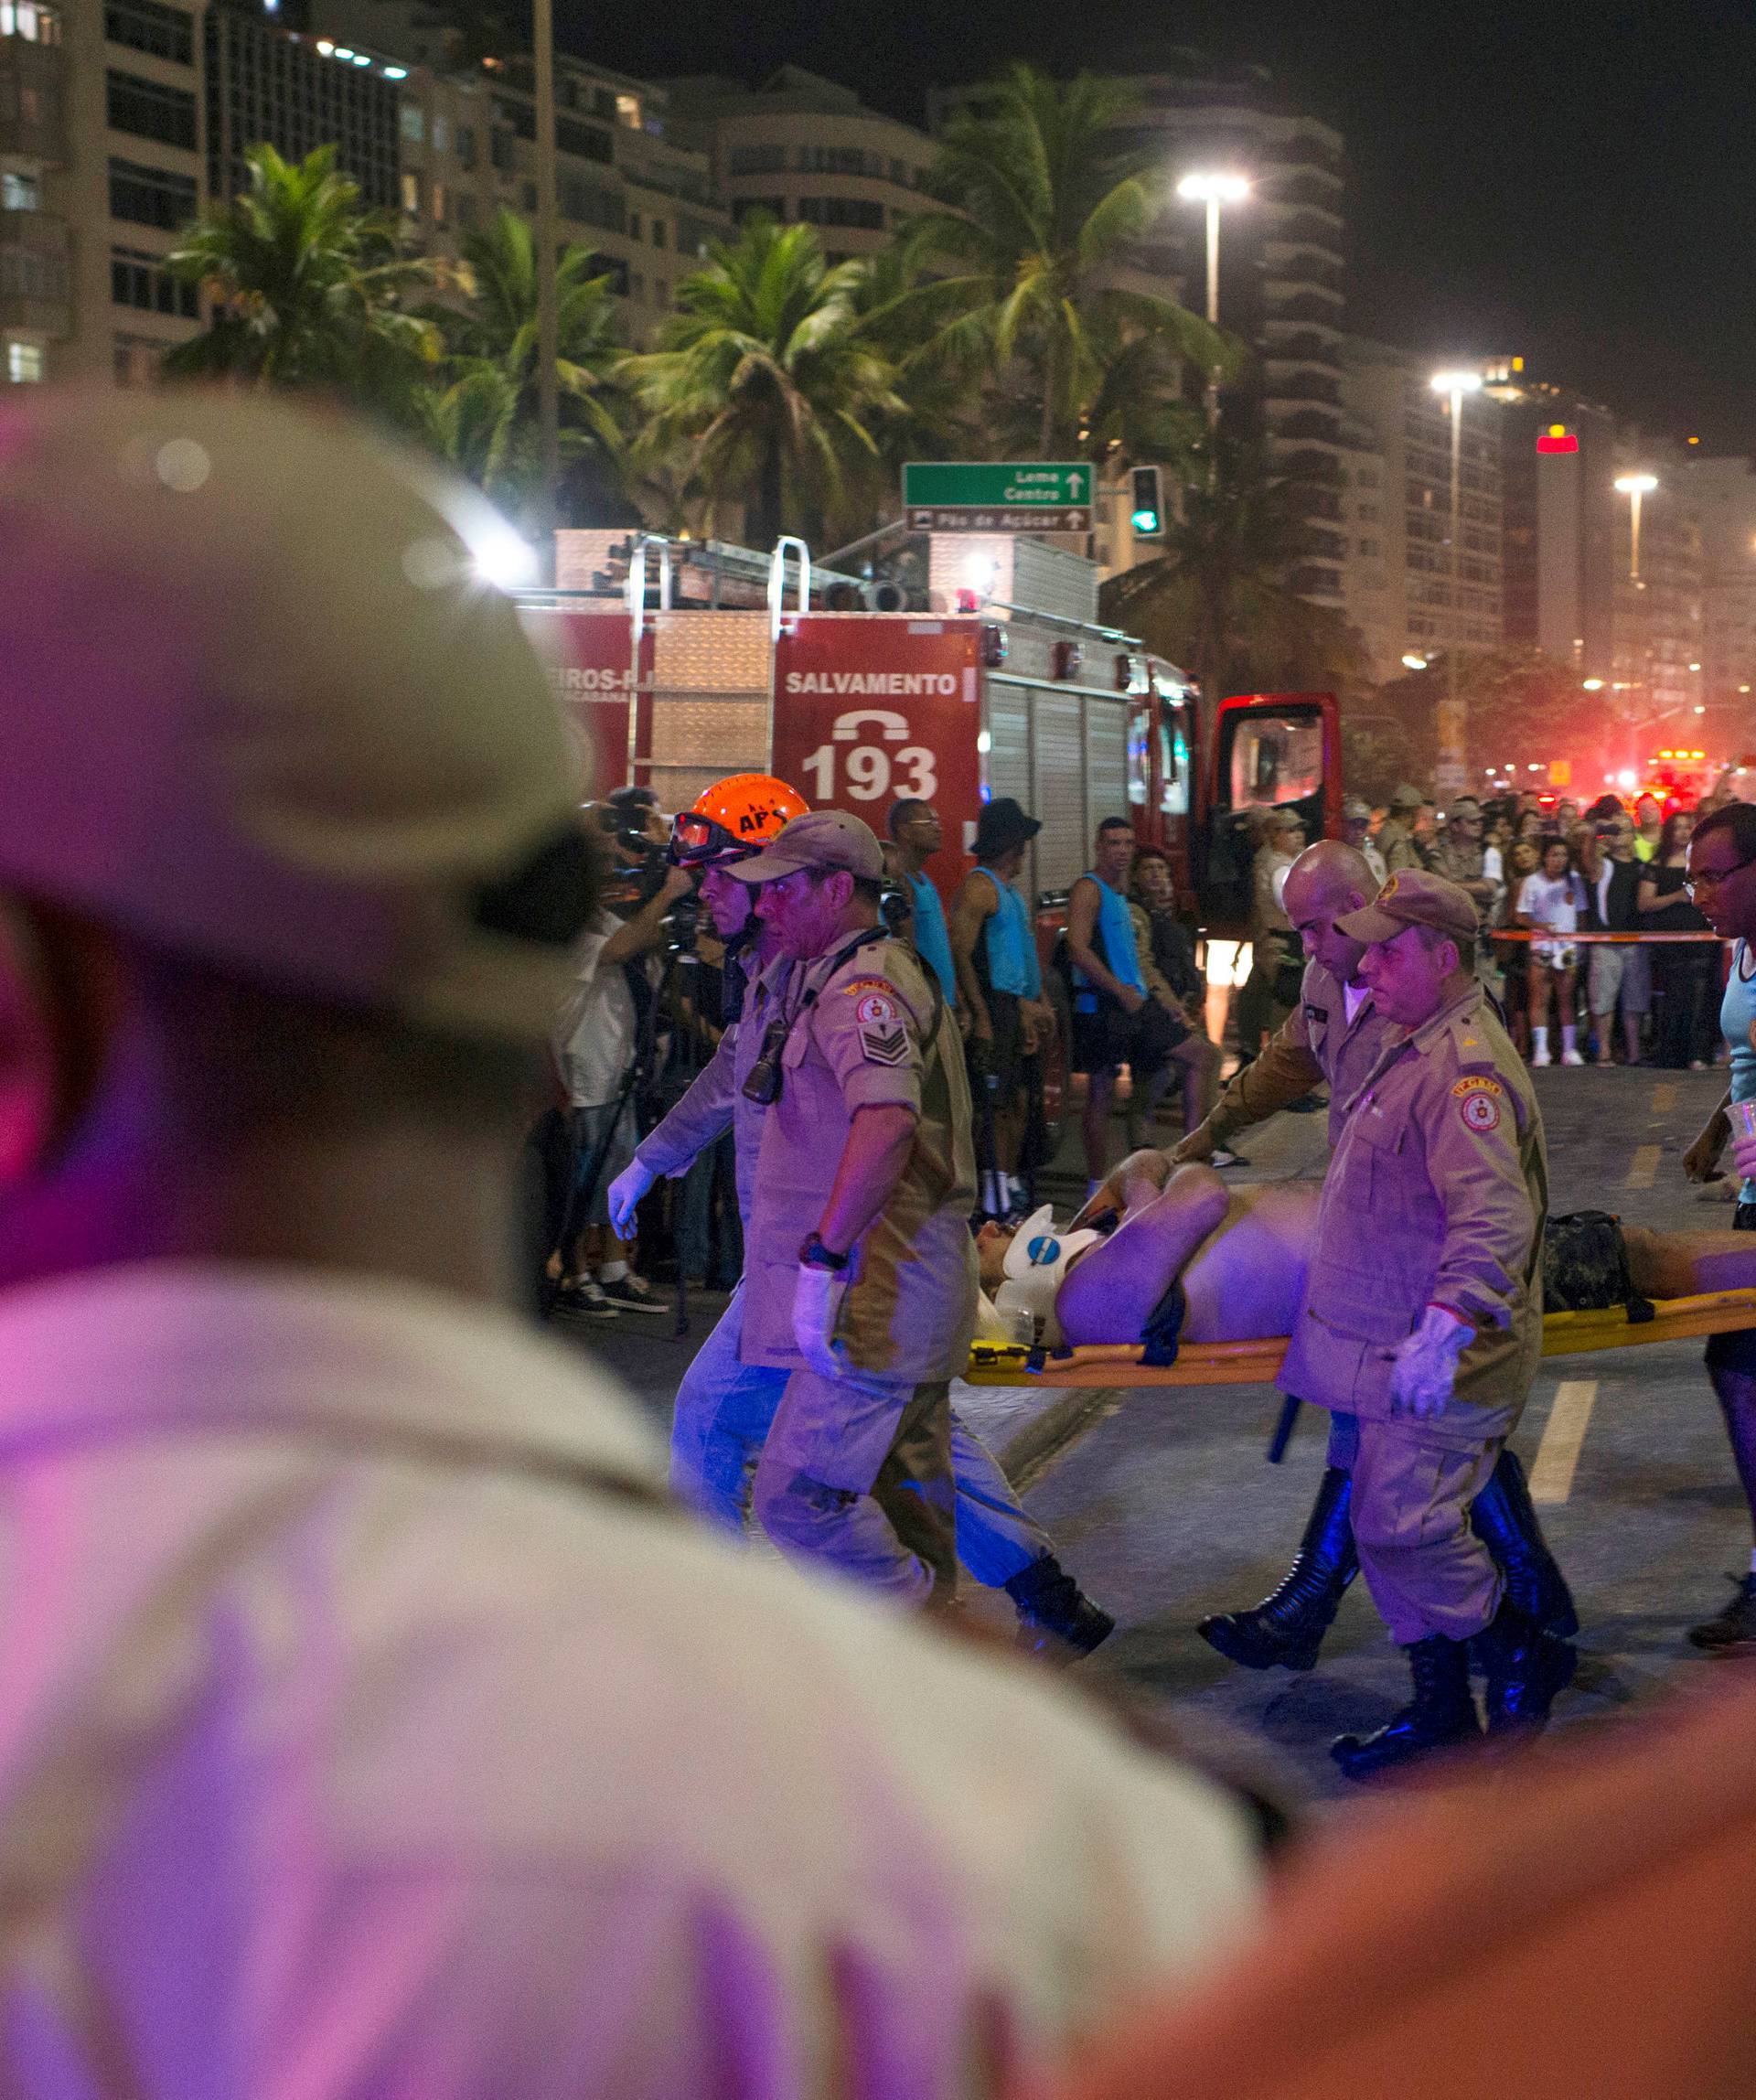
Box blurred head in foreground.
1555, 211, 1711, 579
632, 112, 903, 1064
0, 387, 591, 1300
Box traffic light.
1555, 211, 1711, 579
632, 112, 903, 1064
1130, 465, 1164, 537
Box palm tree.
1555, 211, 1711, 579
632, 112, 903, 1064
621, 214, 906, 547
165, 145, 440, 420
905, 64, 1227, 461
427, 206, 626, 512
1100, 439, 1366, 700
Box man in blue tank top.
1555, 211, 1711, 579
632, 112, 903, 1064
1065, 817, 1174, 1192
885, 798, 958, 1003
951, 797, 1052, 1220
1680, 802, 1756, 1651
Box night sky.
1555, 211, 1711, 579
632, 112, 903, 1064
558, 0, 1756, 459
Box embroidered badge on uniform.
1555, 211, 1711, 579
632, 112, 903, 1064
1453, 1073, 1504, 1133
855, 991, 897, 1027
842, 976, 894, 998
859, 1024, 908, 1066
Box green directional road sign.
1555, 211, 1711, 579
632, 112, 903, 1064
903, 461, 1091, 532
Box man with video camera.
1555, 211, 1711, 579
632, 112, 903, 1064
550, 797, 691, 1319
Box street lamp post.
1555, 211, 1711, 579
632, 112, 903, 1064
532, 0, 561, 584
1614, 472, 1658, 584
1429, 368, 1483, 794
1175, 172, 1249, 446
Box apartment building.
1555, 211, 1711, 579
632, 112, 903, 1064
664, 67, 934, 262
0, 0, 71, 386
1336, 337, 1504, 679
1609, 434, 1704, 725
311, 0, 729, 338
1684, 455, 1756, 749
1483, 363, 1620, 682
1098, 66, 1351, 610
1335, 338, 1408, 681
207, 2, 400, 218
43, 0, 207, 388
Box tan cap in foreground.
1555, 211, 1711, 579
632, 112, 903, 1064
727, 809, 885, 884
0, 388, 586, 1040
1337, 868, 1481, 948
1388, 782, 1429, 812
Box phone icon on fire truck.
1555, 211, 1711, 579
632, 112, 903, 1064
831, 709, 910, 743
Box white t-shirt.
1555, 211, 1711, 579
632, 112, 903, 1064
1517, 870, 1583, 935
0, 1264, 1258, 2097
555, 905, 638, 1108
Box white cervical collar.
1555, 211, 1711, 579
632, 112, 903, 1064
993, 1203, 1103, 1334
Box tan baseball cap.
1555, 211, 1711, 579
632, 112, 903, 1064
1336, 868, 1480, 948
726, 809, 885, 884
0, 388, 587, 1040
1388, 782, 1429, 812
1341, 796, 1374, 822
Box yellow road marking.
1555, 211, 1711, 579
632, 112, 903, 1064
1651, 1082, 1678, 1114
1626, 1144, 1660, 1189
1529, 1379, 1599, 1505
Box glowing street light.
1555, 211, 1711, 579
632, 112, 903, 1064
1614, 472, 1658, 583
1429, 369, 1483, 793
1177, 172, 1250, 443
1582, 678, 1604, 691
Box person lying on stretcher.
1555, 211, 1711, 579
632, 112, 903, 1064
976, 1162, 1756, 1360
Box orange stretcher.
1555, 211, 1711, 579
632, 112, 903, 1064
963, 1289, 1756, 1389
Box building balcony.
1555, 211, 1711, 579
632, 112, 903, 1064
1262, 327, 1342, 363
0, 30, 65, 166
0, 207, 69, 335
1268, 371, 1342, 407
1269, 408, 1343, 443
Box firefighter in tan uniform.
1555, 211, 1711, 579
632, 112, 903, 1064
728, 810, 979, 1604
1279, 870, 1576, 1779
1080, 844, 1575, 1676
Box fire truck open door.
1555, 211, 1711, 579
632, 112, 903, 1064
1197, 692, 1341, 936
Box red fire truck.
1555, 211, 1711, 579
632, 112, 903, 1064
519, 537, 1341, 938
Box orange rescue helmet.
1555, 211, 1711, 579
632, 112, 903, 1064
669, 772, 809, 866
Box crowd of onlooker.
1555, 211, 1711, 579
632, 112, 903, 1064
1332, 772, 1755, 1073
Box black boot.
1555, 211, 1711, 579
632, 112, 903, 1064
1331, 1634, 1482, 1781
1004, 1555, 1115, 1660
1471, 1598, 1578, 1736
1470, 1449, 1579, 1637
1199, 1466, 1358, 1671
1687, 1573, 1756, 1653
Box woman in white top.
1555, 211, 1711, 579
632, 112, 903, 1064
1515, 835, 1590, 1066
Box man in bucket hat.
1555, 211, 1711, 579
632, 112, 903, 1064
951, 796, 1050, 1221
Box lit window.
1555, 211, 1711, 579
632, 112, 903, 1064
1, 171, 38, 210
401, 102, 424, 144
1, 2, 60, 44
6, 341, 45, 383
401, 171, 421, 217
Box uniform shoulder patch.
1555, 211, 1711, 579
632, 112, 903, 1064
841, 974, 905, 1031
1452, 1073, 1504, 1132
858, 1022, 909, 1066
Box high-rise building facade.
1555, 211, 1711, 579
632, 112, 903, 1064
1337, 337, 1504, 677
310, 0, 730, 336
1483, 361, 1619, 682
1610, 434, 1704, 727
48, 0, 205, 388
663, 68, 935, 262
1335, 338, 1409, 681
207, 1, 400, 217
1684, 454, 1756, 749
1101, 66, 1350, 610
0, 0, 71, 387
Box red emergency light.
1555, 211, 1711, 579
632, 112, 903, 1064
1536, 433, 1579, 455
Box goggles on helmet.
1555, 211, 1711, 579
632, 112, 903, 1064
669, 809, 751, 868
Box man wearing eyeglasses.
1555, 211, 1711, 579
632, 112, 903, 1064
1680, 803, 1756, 1650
